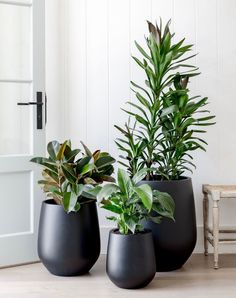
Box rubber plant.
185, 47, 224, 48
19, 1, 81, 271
31, 140, 115, 213
97, 168, 174, 234
115, 20, 215, 180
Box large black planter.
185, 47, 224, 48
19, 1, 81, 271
38, 199, 100, 276
140, 177, 196, 271
106, 229, 156, 289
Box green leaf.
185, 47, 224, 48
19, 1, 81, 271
161, 105, 178, 117
84, 177, 97, 185
124, 214, 137, 234
80, 141, 92, 157
153, 190, 175, 220
95, 156, 116, 169
92, 150, 101, 162
97, 184, 120, 202
130, 81, 152, 101
63, 191, 78, 213
135, 114, 149, 127
135, 41, 151, 60
134, 184, 153, 211
65, 149, 80, 162
117, 169, 132, 197
56, 140, 70, 161
47, 141, 60, 160
76, 156, 91, 172
74, 202, 81, 212
99, 175, 116, 182
61, 164, 77, 184
126, 101, 149, 120
80, 163, 95, 175
100, 200, 122, 214
82, 185, 102, 199
135, 92, 151, 109
132, 169, 149, 184
150, 216, 162, 224
132, 56, 145, 69
30, 157, 58, 174
38, 180, 58, 187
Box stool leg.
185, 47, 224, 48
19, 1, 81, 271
203, 194, 209, 256
212, 199, 219, 269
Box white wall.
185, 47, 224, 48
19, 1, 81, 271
46, 0, 236, 253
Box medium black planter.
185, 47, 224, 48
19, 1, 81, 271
38, 199, 100, 276
106, 229, 156, 289
140, 177, 196, 271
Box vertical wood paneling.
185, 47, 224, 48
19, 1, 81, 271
218, 0, 236, 184
108, 0, 130, 160
45, 0, 66, 142
193, 0, 219, 224
49, 0, 236, 232
173, 0, 196, 44
66, 0, 87, 148
217, 0, 236, 225
86, 0, 109, 152
86, 0, 109, 226
151, 0, 173, 27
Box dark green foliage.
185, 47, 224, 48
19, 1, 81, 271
98, 168, 175, 234
116, 20, 215, 180
31, 140, 115, 213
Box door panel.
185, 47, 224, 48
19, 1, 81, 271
0, 0, 45, 267
0, 4, 31, 79
0, 83, 31, 155
0, 171, 31, 235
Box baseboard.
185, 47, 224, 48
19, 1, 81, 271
100, 226, 236, 254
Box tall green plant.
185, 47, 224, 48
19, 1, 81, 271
31, 140, 115, 213
116, 20, 215, 180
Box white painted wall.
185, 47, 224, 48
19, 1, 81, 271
46, 0, 236, 253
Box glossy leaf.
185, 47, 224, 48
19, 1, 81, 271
47, 141, 60, 161
63, 191, 78, 213
134, 184, 153, 211
95, 156, 116, 169
97, 183, 120, 202
31, 139, 115, 213
117, 168, 132, 197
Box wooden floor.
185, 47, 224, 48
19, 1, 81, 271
0, 254, 236, 297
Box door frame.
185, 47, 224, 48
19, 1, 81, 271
0, 0, 45, 267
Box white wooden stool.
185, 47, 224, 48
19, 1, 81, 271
203, 184, 236, 269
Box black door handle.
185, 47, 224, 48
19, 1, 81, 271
17, 92, 43, 129
17, 102, 43, 106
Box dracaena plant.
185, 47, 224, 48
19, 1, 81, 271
116, 20, 215, 180
30, 140, 115, 213
97, 169, 174, 235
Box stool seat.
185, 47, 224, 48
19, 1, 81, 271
203, 184, 236, 198
203, 184, 236, 269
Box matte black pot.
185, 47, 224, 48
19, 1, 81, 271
106, 229, 156, 289
38, 199, 100, 276
140, 177, 196, 271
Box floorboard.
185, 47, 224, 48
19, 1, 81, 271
0, 254, 236, 297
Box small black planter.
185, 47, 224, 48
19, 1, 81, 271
140, 177, 196, 271
38, 199, 100, 276
106, 229, 156, 289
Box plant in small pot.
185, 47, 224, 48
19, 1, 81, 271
115, 20, 216, 271
30, 140, 115, 276
97, 168, 174, 289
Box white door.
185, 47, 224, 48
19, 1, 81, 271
0, 0, 45, 267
